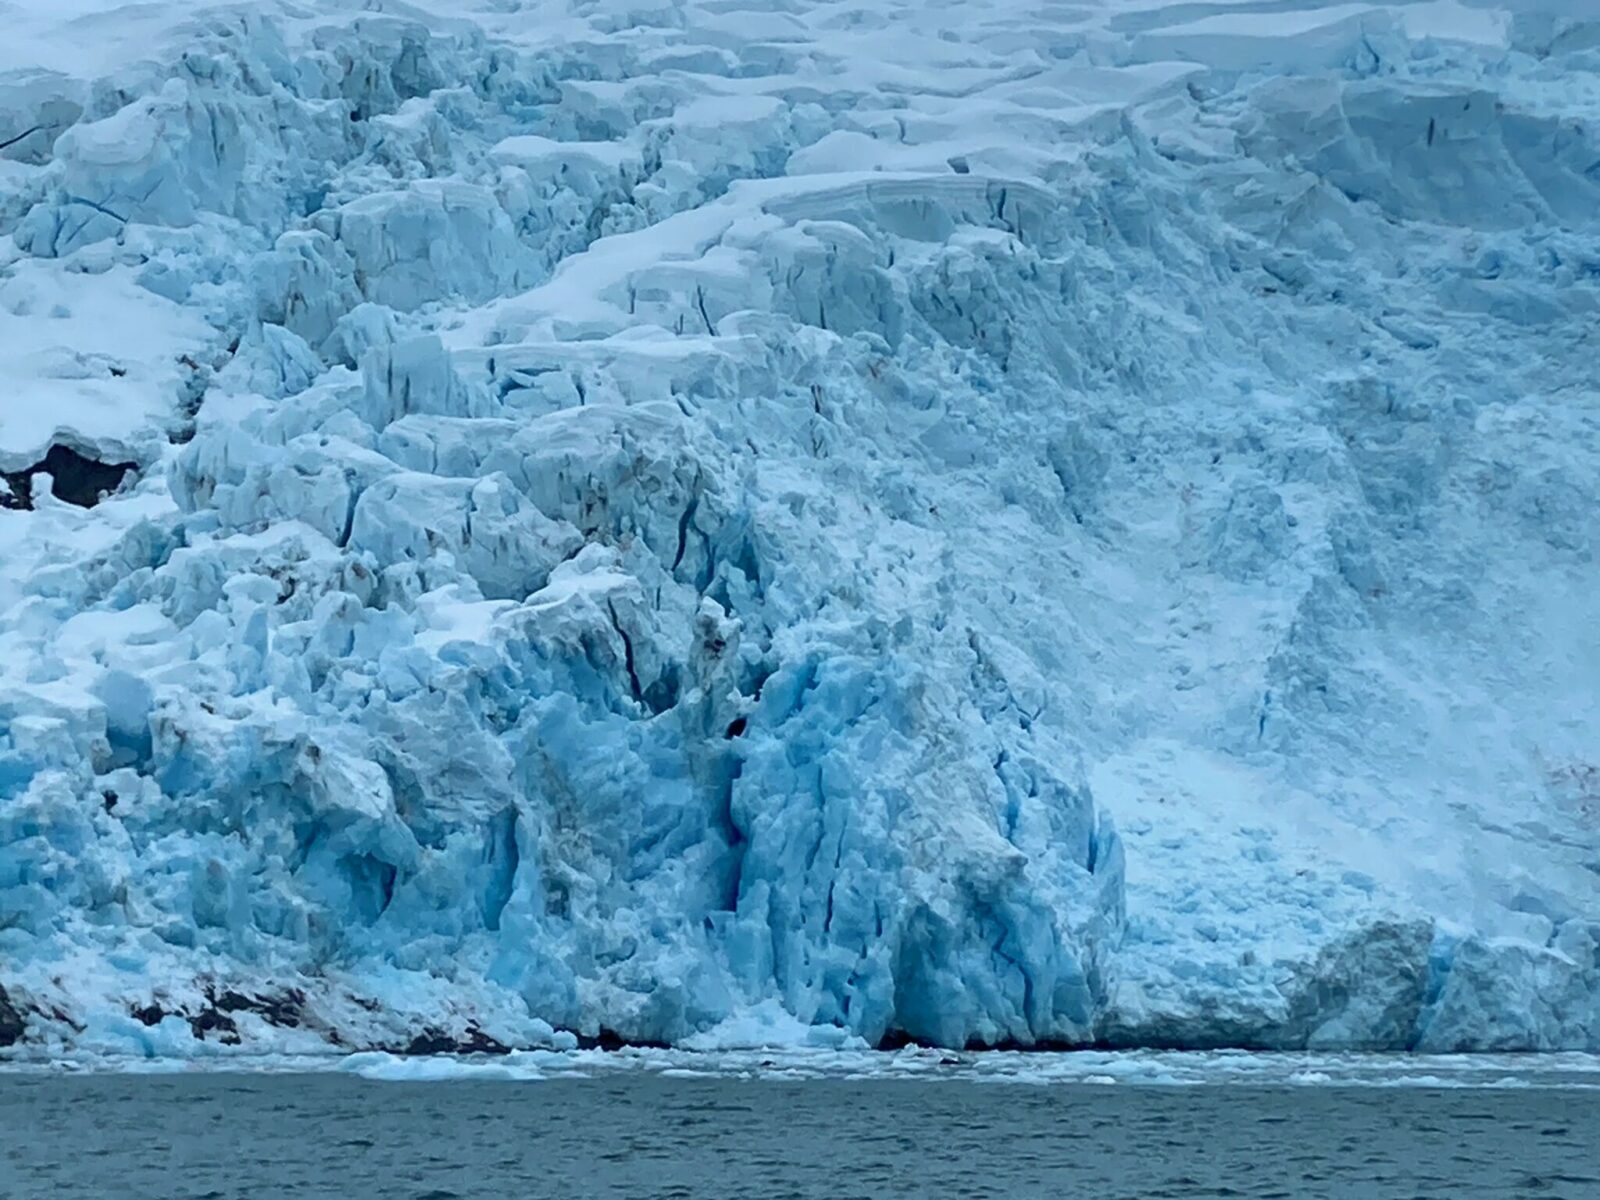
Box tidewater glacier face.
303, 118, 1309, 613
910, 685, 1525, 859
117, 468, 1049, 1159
0, 0, 1597, 1056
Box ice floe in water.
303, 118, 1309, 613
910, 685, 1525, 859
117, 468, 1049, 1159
7, 1048, 1600, 1092
341, 1047, 1600, 1089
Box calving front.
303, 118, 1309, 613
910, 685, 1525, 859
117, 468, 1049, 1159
0, 0, 1596, 1057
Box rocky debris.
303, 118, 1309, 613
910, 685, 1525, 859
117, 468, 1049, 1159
0, 444, 136, 510
0, 986, 27, 1047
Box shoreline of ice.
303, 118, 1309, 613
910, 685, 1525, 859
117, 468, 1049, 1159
5, 1046, 1600, 1091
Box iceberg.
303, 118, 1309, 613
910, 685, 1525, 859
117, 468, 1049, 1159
0, 0, 1597, 1057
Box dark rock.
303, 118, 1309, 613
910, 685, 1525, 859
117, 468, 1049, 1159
130, 1003, 167, 1027
573, 1028, 669, 1052
876, 1029, 920, 1052
1, 445, 137, 511
48, 1005, 86, 1034
398, 1025, 510, 1056
188, 1008, 241, 1044
132, 997, 246, 1045
401, 1030, 459, 1056
0, 986, 27, 1047
209, 987, 306, 1029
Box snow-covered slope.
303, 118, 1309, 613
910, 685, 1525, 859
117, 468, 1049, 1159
1, 0, 1597, 1057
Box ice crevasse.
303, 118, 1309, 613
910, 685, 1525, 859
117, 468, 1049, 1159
0, 0, 1597, 1056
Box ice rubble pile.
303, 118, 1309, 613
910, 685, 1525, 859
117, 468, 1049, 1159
0, 0, 1597, 1056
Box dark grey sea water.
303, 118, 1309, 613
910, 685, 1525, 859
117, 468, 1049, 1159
2, 1072, 1597, 1200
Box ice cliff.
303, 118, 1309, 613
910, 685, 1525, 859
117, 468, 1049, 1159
1, 0, 1597, 1057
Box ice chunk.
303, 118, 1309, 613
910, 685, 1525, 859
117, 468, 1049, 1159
330, 181, 534, 311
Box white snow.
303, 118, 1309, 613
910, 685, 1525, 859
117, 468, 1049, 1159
0, 0, 1597, 1059
0, 261, 212, 468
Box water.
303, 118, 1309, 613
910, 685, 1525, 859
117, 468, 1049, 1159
3, 1070, 1598, 1199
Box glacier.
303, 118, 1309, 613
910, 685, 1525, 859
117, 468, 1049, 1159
0, 0, 1597, 1058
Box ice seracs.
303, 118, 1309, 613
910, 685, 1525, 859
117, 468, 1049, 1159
0, 0, 1597, 1057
